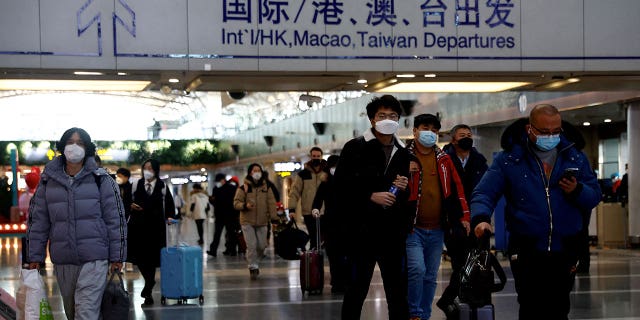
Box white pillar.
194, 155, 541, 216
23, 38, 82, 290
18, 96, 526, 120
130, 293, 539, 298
627, 103, 640, 246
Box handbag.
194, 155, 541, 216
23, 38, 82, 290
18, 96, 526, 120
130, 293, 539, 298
274, 220, 309, 260
101, 271, 130, 320
459, 236, 507, 308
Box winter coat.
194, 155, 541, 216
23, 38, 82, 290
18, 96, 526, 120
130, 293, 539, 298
406, 140, 470, 237
189, 190, 210, 220
470, 119, 601, 253
288, 160, 328, 215
211, 182, 238, 222
234, 177, 277, 226
127, 178, 175, 266
442, 144, 488, 202
334, 129, 411, 250
27, 156, 127, 265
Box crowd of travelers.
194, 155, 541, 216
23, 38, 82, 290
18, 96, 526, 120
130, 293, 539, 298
23, 94, 602, 320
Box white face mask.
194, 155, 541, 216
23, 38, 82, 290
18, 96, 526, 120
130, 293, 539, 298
251, 172, 262, 181
215, 182, 222, 188
115, 176, 124, 185
64, 144, 85, 164
374, 119, 399, 135
329, 167, 336, 175
143, 170, 154, 180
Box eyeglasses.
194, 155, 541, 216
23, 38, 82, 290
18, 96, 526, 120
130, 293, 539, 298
375, 112, 399, 121
530, 123, 563, 135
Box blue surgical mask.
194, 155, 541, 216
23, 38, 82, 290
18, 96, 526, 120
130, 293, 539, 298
535, 134, 560, 151
418, 130, 437, 147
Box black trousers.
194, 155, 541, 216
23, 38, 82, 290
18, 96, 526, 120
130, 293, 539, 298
137, 262, 157, 298
303, 215, 321, 250
325, 224, 348, 290
195, 219, 204, 243
511, 250, 577, 320
341, 245, 408, 320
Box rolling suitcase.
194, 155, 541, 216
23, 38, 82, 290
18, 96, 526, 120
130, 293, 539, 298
160, 221, 204, 305
458, 231, 506, 320
300, 215, 323, 295
457, 302, 495, 320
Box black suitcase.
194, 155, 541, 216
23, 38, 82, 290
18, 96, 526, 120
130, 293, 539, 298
457, 302, 495, 320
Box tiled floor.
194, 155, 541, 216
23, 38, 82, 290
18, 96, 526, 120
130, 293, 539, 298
2, 231, 640, 320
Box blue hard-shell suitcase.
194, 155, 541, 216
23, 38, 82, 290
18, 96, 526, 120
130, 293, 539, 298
160, 223, 204, 305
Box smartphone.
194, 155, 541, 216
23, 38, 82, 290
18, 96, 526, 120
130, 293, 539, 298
562, 167, 579, 180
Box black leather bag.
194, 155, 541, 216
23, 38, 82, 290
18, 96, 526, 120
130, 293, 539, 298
101, 271, 130, 320
459, 234, 507, 308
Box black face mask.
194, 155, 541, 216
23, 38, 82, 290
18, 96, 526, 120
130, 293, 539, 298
457, 137, 473, 151
311, 159, 321, 167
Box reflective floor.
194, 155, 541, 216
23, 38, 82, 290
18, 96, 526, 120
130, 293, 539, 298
2, 231, 640, 320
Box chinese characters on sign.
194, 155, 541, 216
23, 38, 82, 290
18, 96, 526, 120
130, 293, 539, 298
220, 0, 516, 52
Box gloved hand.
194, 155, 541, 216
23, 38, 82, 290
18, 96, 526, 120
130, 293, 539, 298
311, 209, 321, 218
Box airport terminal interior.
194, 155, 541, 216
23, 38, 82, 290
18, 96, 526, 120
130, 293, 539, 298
1, 1, 640, 318
2, 223, 640, 320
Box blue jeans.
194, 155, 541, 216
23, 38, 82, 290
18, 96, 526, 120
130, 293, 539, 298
406, 227, 444, 319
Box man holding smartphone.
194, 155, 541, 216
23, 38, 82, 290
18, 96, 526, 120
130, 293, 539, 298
471, 104, 601, 320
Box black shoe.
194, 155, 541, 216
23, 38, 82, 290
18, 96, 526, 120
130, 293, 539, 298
143, 297, 154, 306
198, 239, 204, 245
436, 300, 459, 320
250, 268, 259, 280
206, 250, 217, 257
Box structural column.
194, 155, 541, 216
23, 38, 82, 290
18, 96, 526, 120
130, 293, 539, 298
627, 102, 640, 246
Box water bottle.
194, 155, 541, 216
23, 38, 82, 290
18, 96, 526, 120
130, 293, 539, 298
384, 185, 399, 209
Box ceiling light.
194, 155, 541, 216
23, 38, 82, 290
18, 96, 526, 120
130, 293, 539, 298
357, 79, 368, 84
583, 121, 591, 126
117, 72, 127, 76
0, 79, 151, 91
604, 119, 612, 123
396, 74, 415, 78
168, 78, 180, 83
424, 74, 437, 78
376, 81, 530, 93
74, 71, 104, 76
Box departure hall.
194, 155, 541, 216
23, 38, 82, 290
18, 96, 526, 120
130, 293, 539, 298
1, 0, 640, 319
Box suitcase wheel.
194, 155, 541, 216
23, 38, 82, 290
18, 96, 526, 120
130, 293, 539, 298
199, 295, 204, 305
161, 296, 167, 305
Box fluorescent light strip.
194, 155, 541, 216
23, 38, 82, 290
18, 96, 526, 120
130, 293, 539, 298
74, 71, 104, 76
0, 79, 151, 91
377, 81, 530, 93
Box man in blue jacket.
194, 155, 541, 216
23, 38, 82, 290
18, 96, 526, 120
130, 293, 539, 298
472, 104, 601, 320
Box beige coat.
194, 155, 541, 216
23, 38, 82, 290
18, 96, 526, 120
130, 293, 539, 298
234, 178, 277, 226
189, 190, 210, 220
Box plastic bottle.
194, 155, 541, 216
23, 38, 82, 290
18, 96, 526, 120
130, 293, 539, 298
384, 185, 399, 209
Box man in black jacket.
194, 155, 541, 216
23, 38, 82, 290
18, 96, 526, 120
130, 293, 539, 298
207, 173, 239, 257
335, 95, 411, 320
439, 124, 488, 317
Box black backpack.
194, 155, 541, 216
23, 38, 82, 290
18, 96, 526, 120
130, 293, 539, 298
459, 234, 507, 308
